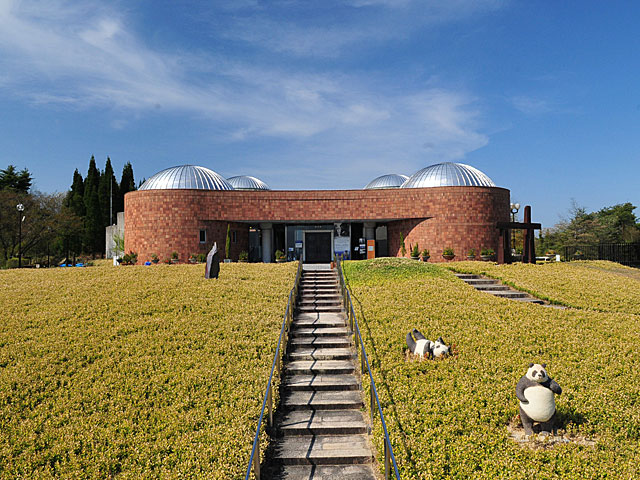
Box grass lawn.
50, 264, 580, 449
344, 258, 640, 479
0, 262, 296, 479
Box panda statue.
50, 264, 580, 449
516, 363, 562, 436
406, 328, 450, 359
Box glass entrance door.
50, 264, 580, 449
304, 231, 332, 263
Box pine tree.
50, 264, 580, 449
83, 156, 103, 255
0, 165, 32, 193
99, 157, 118, 226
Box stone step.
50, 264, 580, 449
283, 374, 360, 391
278, 410, 367, 436
290, 337, 351, 349
514, 297, 546, 304
473, 284, 511, 291
298, 299, 343, 306
266, 464, 377, 479
270, 435, 373, 465
299, 292, 341, 298
302, 273, 337, 279
291, 327, 350, 337
292, 318, 346, 329
454, 273, 480, 279
297, 305, 343, 313
464, 279, 500, 285
299, 289, 339, 294
486, 290, 529, 298
281, 390, 364, 410
299, 293, 342, 300
289, 347, 352, 361
286, 360, 355, 375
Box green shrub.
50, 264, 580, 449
411, 243, 420, 257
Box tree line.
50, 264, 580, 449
538, 201, 640, 254
0, 158, 135, 267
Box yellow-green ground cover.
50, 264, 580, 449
344, 258, 640, 479
0, 262, 296, 479
446, 260, 640, 314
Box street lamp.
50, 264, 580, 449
17, 203, 25, 268
510, 203, 520, 255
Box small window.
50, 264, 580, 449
199, 230, 206, 243
232, 230, 237, 243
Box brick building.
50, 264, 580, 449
124, 163, 510, 263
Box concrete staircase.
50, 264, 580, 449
264, 266, 377, 479
454, 273, 545, 304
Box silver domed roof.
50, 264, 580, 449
139, 165, 233, 191
364, 174, 409, 190
401, 162, 495, 188
227, 175, 271, 191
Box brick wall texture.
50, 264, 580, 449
124, 186, 510, 263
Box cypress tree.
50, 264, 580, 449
65, 169, 85, 218
65, 169, 85, 256
84, 156, 103, 255
118, 162, 135, 214
99, 157, 118, 226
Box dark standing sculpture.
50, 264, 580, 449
496, 205, 541, 264
205, 242, 220, 279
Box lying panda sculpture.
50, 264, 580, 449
516, 363, 562, 436
406, 328, 450, 359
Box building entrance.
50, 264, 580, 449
304, 231, 332, 263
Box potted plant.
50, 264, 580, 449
151, 253, 159, 264
171, 251, 179, 264
411, 243, 420, 260
480, 247, 494, 261
466, 248, 476, 260
188, 254, 198, 264
442, 247, 455, 261
400, 232, 406, 257
121, 251, 138, 265
238, 250, 249, 262
275, 250, 286, 263
573, 250, 584, 260
163, 257, 171, 265
421, 248, 430, 261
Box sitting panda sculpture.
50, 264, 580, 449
406, 328, 450, 359
516, 363, 562, 436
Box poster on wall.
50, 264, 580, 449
334, 236, 351, 260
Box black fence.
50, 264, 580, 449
563, 243, 640, 267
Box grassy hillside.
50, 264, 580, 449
446, 260, 640, 314
344, 258, 640, 479
0, 262, 297, 479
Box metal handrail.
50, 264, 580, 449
336, 257, 401, 480
245, 260, 303, 480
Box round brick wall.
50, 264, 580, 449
124, 186, 510, 263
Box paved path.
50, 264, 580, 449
263, 266, 377, 479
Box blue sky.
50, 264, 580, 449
1, 0, 639, 228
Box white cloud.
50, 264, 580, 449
0, 0, 490, 184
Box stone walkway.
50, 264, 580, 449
454, 273, 546, 304
263, 266, 377, 479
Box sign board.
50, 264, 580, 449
367, 239, 375, 259
295, 241, 303, 248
